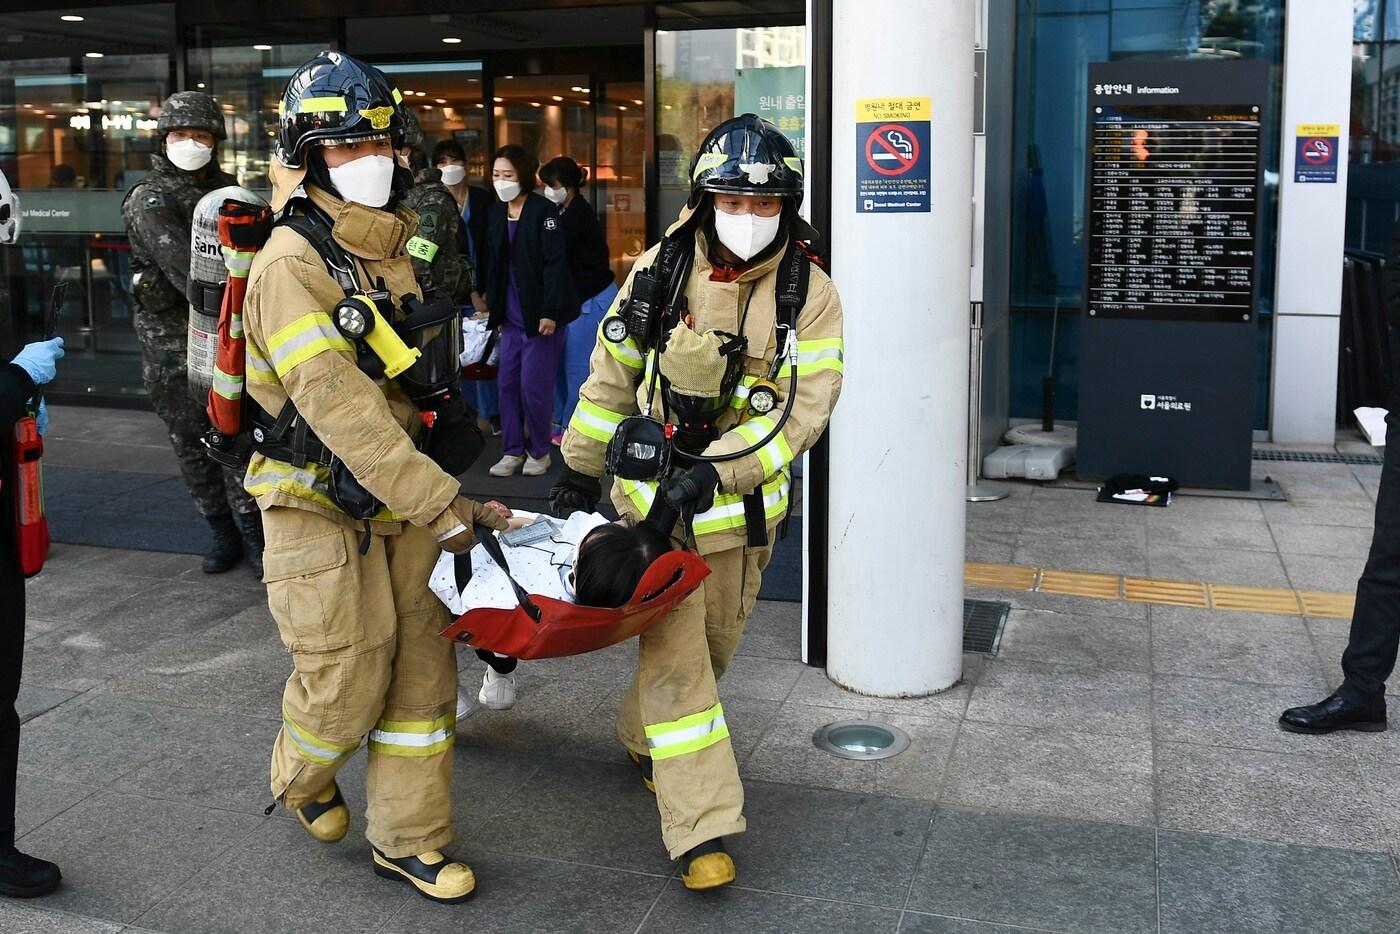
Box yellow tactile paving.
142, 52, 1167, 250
963, 562, 1357, 621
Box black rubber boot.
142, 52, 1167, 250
0, 847, 61, 898
238, 511, 265, 578
203, 513, 244, 574
372, 848, 476, 903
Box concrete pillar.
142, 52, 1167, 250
1269, 2, 1353, 443
825, 0, 972, 696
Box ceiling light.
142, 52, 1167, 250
60, 14, 84, 22
551, 95, 563, 102
196, 83, 205, 89
476, 103, 484, 109
492, 96, 502, 103
570, 86, 584, 92
633, 99, 643, 106
422, 104, 433, 110
530, 101, 541, 108
442, 37, 461, 44
253, 44, 272, 51
435, 98, 446, 104
414, 91, 426, 97
503, 75, 514, 80
617, 105, 628, 111
22, 103, 31, 108
84, 52, 103, 58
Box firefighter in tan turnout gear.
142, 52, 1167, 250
244, 51, 505, 904
549, 114, 844, 889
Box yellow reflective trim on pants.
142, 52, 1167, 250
368, 713, 454, 758
283, 707, 359, 766
298, 95, 348, 113
731, 416, 793, 477
645, 702, 729, 761
570, 399, 628, 444
599, 316, 644, 369
211, 366, 243, 402
265, 312, 354, 379
618, 471, 791, 538
245, 344, 278, 385
406, 236, 438, 262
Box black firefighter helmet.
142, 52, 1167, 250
276, 51, 406, 169
688, 113, 805, 208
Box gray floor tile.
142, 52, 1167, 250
380, 851, 667, 934
455, 675, 621, 763
722, 691, 785, 765
99, 578, 264, 635
18, 695, 196, 787
23, 568, 158, 624
16, 684, 79, 722
1147, 516, 1278, 552
1152, 495, 1265, 521
12, 773, 100, 839
1268, 469, 1373, 506
731, 780, 931, 907
1146, 544, 1291, 588
1358, 761, 1400, 857
512, 638, 638, 683
744, 702, 879, 794
117, 710, 282, 814
1261, 500, 1379, 529
1151, 614, 1323, 688
899, 915, 1056, 934
872, 712, 960, 800
1014, 538, 1147, 577
1153, 675, 1354, 758
15, 791, 262, 925
638, 881, 901, 934
133, 819, 409, 934
1281, 553, 1366, 593
719, 655, 806, 702
1158, 830, 1400, 934
941, 721, 1154, 826
967, 587, 1147, 622
23, 615, 65, 643
0, 902, 124, 934
1148, 604, 1306, 633
1269, 522, 1375, 559
739, 600, 803, 661
967, 529, 1017, 564
907, 809, 1157, 934
1155, 742, 1386, 852
966, 660, 1152, 738
470, 755, 675, 875
997, 608, 1150, 672
787, 667, 972, 720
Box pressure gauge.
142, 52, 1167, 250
603, 316, 630, 344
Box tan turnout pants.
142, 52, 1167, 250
262, 505, 457, 859
617, 543, 773, 858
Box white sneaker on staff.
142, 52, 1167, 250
523, 452, 551, 476
489, 454, 526, 477
478, 668, 517, 710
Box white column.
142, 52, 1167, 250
1269, 2, 1353, 443
825, 0, 972, 696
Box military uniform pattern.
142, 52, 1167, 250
123, 153, 255, 518
401, 169, 473, 303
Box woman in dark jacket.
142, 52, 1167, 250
539, 156, 618, 435
482, 144, 577, 478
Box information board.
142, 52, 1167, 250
1077, 61, 1269, 491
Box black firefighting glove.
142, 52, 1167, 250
549, 464, 602, 519
658, 462, 720, 515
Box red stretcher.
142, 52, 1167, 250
438, 525, 710, 659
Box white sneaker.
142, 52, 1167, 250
489, 454, 526, 477
523, 452, 551, 476
478, 668, 517, 710
455, 688, 477, 722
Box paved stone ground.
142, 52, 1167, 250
5, 407, 1400, 933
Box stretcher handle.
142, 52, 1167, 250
473, 524, 543, 622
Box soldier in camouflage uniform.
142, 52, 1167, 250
397, 111, 473, 304
122, 91, 264, 574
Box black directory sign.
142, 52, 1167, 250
1077, 61, 1268, 490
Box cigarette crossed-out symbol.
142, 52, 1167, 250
865, 124, 921, 177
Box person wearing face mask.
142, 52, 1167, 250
548, 114, 844, 891
482, 144, 577, 479
240, 51, 507, 906
538, 156, 618, 443
397, 112, 472, 306
121, 91, 264, 574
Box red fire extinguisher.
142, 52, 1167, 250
12, 408, 49, 577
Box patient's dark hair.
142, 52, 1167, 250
573, 520, 675, 608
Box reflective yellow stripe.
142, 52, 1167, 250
368, 713, 454, 758
247, 457, 403, 522
645, 702, 729, 761
282, 707, 359, 766
392, 88, 404, 103
298, 96, 348, 113
246, 344, 277, 385
222, 246, 255, 278
266, 312, 353, 379
230, 312, 244, 341
405, 236, 438, 262
569, 399, 629, 444
731, 415, 794, 477
618, 470, 791, 539
599, 316, 644, 369
730, 375, 760, 410
796, 337, 844, 375
211, 366, 243, 402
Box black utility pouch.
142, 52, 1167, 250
421, 393, 485, 477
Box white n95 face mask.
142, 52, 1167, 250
543, 185, 568, 205
494, 179, 522, 202
438, 164, 466, 186
713, 209, 782, 262
328, 154, 396, 208
166, 138, 213, 172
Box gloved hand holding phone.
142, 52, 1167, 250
12, 337, 64, 386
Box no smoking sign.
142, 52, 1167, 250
1294, 122, 1340, 184
855, 97, 931, 213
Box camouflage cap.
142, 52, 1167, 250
157, 91, 227, 141
399, 107, 424, 150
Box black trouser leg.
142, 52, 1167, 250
0, 548, 25, 851
1340, 411, 1400, 706
474, 650, 518, 675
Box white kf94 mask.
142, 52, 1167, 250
166, 138, 213, 172
712, 209, 782, 262
328, 155, 396, 208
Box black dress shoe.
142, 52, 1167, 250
1279, 693, 1387, 734
203, 513, 244, 574
0, 847, 61, 898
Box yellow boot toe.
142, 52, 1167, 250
295, 781, 349, 843
681, 850, 736, 891
373, 849, 476, 904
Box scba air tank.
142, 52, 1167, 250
186, 184, 266, 401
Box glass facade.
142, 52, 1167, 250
1348, 0, 1400, 255
1007, 0, 1286, 427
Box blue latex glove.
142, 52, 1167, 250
12, 337, 64, 386
35, 398, 48, 436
